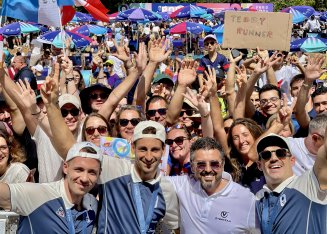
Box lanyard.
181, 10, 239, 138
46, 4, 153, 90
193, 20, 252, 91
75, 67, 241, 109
66, 208, 87, 234
132, 182, 160, 234
261, 192, 282, 234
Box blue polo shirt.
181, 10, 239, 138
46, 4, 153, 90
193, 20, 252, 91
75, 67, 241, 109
8, 179, 97, 233
197, 53, 230, 75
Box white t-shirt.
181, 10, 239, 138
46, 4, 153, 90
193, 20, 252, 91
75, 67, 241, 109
167, 172, 259, 234
107, 55, 125, 78
0, 162, 30, 183
287, 137, 316, 176
32, 125, 63, 183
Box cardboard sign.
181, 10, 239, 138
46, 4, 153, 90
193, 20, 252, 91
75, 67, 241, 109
222, 12, 293, 51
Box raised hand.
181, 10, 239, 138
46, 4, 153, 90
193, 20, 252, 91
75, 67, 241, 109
61, 56, 74, 75
276, 94, 297, 126
256, 47, 269, 59
204, 67, 217, 97
40, 63, 60, 106
134, 42, 148, 72
14, 79, 36, 110
253, 58, 269, 75
112, 36, 130, 62
235, 64, 247, 89
178, 59, 199, 86
304, 54, 326, 82
152, 83, 166, 98
183, 87, 208, 116
229, 50, 243, 64
148, 37, 172, 63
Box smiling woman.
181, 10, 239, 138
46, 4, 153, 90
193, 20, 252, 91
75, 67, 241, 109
0, 130, 30, 183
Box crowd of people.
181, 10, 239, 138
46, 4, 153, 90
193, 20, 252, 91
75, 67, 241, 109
0, 8, 326, 234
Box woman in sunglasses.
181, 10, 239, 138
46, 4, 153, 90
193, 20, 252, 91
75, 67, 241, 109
114, 105, 146, 142
227, 118, 266, 194
166, 124, 192, 176
0, 130, 30, 183
82, 113, 111, 147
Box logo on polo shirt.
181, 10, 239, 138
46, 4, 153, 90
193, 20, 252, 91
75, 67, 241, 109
215, 210, 231, 222
56, 207, 65, 218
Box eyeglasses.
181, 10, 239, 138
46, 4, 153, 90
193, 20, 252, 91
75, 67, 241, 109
192, 160, 223, 171
89, 93, 109, 100
259, 148, 290, 160
180, 109, 194, 117
165, 136, 187, 146
205, 41, 216, 47
147, 108, 167, 117
260, 97, 279, 106
119, 118, 140, 127
85, 126, 108, 135
61, 108, 80, 117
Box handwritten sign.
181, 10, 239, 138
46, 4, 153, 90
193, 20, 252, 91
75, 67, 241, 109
223, 12, 293, 51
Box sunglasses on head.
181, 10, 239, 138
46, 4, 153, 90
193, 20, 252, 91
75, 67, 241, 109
259, 148, 290, 160
119, 118, 140, 127
61, 108, 79, 117
147, 108, 167, 117
205, 41, 216, 47
85, 126, 108, 135
180, 109, 194, 117
165, 136, 187, 146
89, 93, 109, 100
192, 160, 223, 171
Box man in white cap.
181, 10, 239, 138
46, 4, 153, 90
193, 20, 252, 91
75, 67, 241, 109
0, 142, 102, 233
197, 34, 229, 83
256, 133, 327, 233
97, 120, 179, 233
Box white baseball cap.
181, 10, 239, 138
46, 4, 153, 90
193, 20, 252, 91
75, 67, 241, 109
66, 142, 103, 166
58, 94, 81, 109
133, 120, 166, 144
33, 64, 43, 72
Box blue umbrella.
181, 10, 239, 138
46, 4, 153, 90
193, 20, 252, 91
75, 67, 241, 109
290, 37, 327, 52
170, 5, 208, 18
119, 8, 161, 21
200, 13, 214, 21
281, 6, 315, 24
201, 24, 212, 33
37, 30, 92, 48
212, 24, 224, 34
72, 25, 107, 36
156, 12, 170, 21
29, 23, 49, 33
0, 22, 40, 36
170, 22, 204, 35
71, 12, 93, 23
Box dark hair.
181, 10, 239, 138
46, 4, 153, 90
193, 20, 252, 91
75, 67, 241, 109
259, 84, 282, 99
145, 95, 168, 111
82, 113, 111, 141
227, 118, 263, 182
190, 137, 225, 162
311, 86, 327, 100
290, 74, 305, 88
73, 68, 86, 91
142, 126, 157, 134
166, 124, 192, 140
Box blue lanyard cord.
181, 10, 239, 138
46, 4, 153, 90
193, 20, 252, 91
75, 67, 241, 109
261, 192, 282, 234
66, 208, 88, 234
132, 182, 160, 234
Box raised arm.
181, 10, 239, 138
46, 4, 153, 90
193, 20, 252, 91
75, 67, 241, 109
166, 60, 198, 125
133, 38, 172, 109
98, 42, 146, 120
206, 67, 229, 154
0, 183, 11, 211
41, 64, 76, 159
295, 54, 326, 129
233, 65, 247, 119
225, 52, 243, 117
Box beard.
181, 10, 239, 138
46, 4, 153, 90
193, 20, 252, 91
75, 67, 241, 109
198, 170, 222, 191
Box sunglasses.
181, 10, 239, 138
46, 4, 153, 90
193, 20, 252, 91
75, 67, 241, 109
192, 160, 223, 171
61, 108, 80, 117
85, 126, 108, 135
180, 109, 194, 117
205, 41, 216, 46
89, 93, 109, 100
165, 136, 187, 146
147, 108, 167, 117
119, 118, 140, 127
259, 148, 290, 160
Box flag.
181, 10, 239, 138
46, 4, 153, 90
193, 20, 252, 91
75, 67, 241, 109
86, 0, 108, 14
1, 0, 75, 27
74, 0, 109, 22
